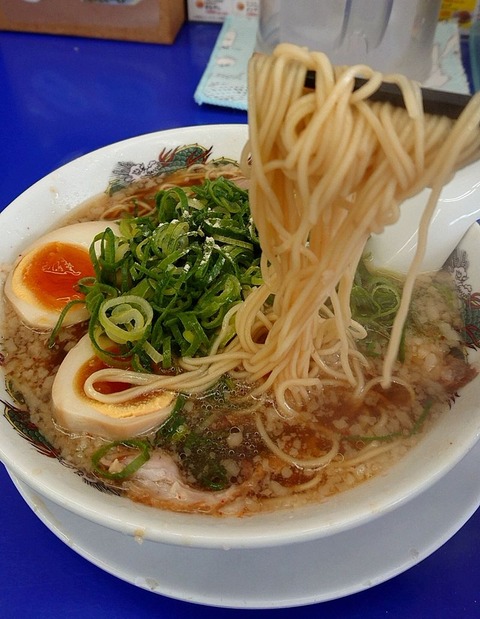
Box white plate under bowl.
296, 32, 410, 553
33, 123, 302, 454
6, 435, 480, 609
1, 125, 480, 562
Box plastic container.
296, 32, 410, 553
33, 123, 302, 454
470, 19, 480, 91
256, 0, 442, 82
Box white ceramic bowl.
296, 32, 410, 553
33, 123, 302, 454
1, 125, 480, 606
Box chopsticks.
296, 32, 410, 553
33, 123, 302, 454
304, 70, 472, 119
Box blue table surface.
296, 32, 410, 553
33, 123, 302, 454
1, 22, 479, 618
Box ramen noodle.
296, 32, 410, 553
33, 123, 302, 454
1, 45, 479, 515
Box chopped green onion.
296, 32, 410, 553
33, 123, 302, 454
351, 259, 403, 357
72, 177, 261, 371
91, 439, 151, 480
98, 295, 153, 344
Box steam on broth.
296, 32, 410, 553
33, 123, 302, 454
2, 45, 480, 516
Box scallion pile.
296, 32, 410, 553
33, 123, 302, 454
54, 177, 262, 372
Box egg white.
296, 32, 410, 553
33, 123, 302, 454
4, 220, 120, 329
52, 334, 176, 440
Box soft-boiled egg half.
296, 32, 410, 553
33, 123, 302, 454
52, 334, 176, 439
4, 220, 120, 329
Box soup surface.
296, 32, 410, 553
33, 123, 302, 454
0, 164, 476, 517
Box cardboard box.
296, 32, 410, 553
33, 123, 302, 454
187, 0, 258, 23
0, 0, 186, 44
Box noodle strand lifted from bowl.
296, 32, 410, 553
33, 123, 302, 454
234, 44, 480, 416
6, 45, 480, 515
73, 44, 480, 441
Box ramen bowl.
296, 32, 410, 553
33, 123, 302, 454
1, 125, 480, 608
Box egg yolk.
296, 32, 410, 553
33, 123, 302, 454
23, 242, 95, 310
77, 354, 132, 396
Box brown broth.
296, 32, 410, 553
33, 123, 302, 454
1, 178, 476, 517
